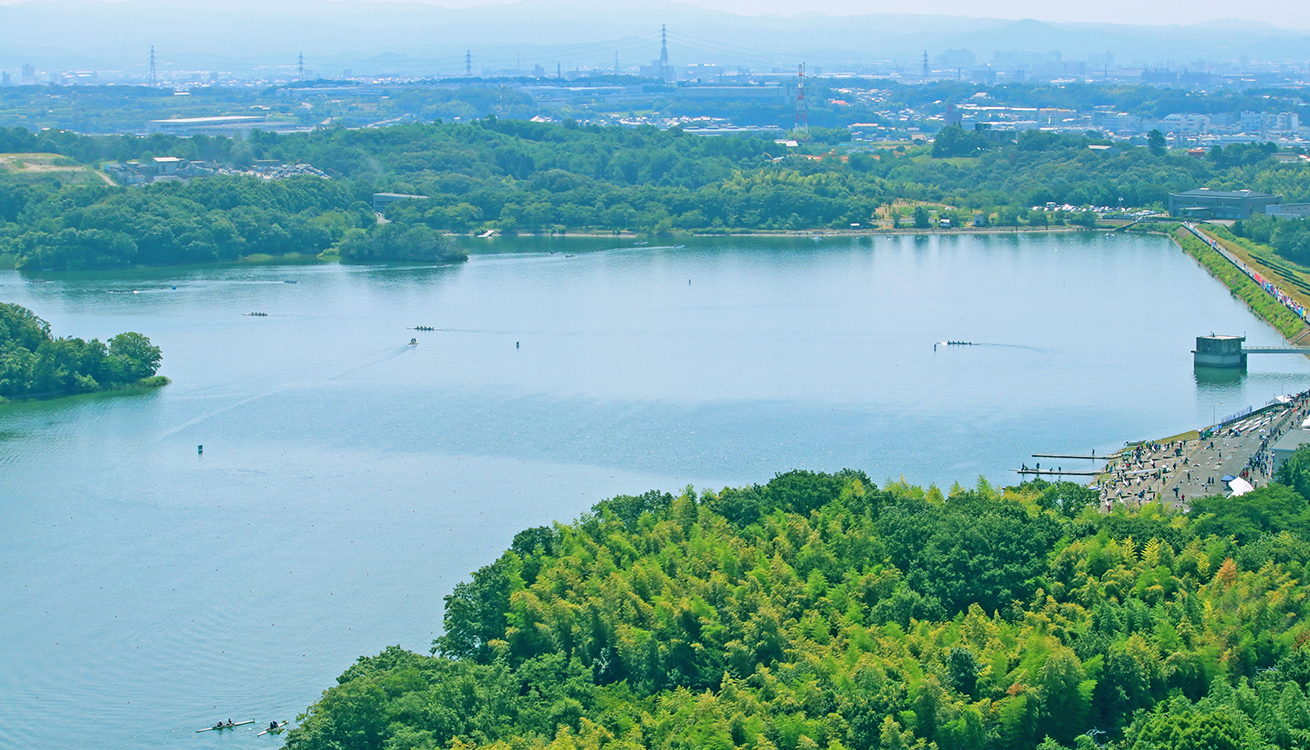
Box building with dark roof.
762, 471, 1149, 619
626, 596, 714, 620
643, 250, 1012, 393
1168, 188, 1282, 219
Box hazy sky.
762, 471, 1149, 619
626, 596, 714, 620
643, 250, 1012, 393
0, 0, 1305, 29
356, 0, 1305, 28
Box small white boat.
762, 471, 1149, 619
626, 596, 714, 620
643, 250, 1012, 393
197, 720, 254, 732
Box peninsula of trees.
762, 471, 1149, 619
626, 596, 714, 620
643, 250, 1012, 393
0, 303, 164, 400
285, 466, 1310, 750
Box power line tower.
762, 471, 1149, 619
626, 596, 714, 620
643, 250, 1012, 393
298, 52, 304, 80
149, 46, 156, 86
922, 50, 929, 80
659, 24, 672, 83
794, 63, 808, 137
465, 50, 472, 77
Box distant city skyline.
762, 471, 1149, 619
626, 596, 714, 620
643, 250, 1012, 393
0, 0, 1305, 29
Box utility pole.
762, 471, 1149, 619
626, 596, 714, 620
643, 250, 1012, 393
149, 46, 156, 86
465, 50, 472, 77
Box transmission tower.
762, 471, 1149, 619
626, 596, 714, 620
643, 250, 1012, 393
298, 52, 304, 80
149, 46, 156, 86
659, 24, 672, 83
922, 50, 929, 80
794, 63, 808, 137
465, 50, 472, 77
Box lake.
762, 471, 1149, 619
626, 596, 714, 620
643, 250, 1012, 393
2, 232, 1307, 748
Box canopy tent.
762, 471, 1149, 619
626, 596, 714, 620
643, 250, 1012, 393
1227, 476, 1254, 496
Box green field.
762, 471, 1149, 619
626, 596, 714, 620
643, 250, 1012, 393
0, 153, 113, 187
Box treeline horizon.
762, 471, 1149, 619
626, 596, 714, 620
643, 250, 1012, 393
2, 118, 1309, 269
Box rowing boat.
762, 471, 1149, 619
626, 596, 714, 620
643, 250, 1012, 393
196, 720, 255, 732
257, 721, 288, 737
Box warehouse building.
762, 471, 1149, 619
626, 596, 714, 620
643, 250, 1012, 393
1168, 188, 1282, 220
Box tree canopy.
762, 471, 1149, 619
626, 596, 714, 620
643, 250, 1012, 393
0, 303, 163, 399
283, 469, 1310, 750
3, 117, 1308, 270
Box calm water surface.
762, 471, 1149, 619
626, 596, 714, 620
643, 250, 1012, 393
2, 233, 1308, 748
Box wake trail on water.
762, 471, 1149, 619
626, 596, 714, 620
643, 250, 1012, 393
157, 344, 415, 440
937, 342, 1047, 353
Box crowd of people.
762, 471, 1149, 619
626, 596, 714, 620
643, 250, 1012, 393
1095, 388, 1310, 511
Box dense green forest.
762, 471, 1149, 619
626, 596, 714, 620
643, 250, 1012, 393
0, 302, 163, 399
1, 117, 1309, 269
1233, 214, 1310, 266
285, 465, 1310, 750
0, 166, 466, 269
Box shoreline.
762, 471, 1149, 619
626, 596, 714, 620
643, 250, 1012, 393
6, 225, 1093, 275
0, 376, 169, 406
475, 225, 1087, 240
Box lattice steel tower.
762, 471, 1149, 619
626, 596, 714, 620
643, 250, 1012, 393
659, 25, 672, 83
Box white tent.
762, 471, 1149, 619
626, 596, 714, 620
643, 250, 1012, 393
1227, 476, 1254, 496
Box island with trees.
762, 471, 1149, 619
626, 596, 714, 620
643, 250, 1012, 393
282, 465, 1310, 750
0, 303, 165, 400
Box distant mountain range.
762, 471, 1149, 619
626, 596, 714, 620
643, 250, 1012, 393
1, 0, 1308, 78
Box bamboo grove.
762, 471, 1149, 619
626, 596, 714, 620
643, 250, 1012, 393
285, 466, 1310, 750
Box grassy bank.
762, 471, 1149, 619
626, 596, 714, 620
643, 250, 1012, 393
1173, 228, 1306, 339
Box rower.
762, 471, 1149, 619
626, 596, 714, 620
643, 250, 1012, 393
269, 721, 279, 731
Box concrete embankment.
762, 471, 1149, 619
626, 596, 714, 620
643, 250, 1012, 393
1172, 224, 1309, 340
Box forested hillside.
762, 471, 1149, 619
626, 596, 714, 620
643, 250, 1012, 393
3, 119, 1310, 269
285, 468, 1310, 750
